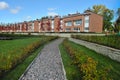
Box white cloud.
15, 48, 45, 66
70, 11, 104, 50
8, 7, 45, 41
22, 16, 32, 21
48, 8, 56, 11
47, 8, 58, 16
0, 1, 9, 10
10, 6, 21, 14
0, 1, 21, 14
26, 16, 32, 20
48, 12, 58, 16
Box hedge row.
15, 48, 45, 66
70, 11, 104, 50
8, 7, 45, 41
62, 39, 111, 80
72, 35, 120, 49
0, 33, 46, 40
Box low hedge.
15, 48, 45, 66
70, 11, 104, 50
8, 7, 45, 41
0, 33, 46, 39
72, 35, 120, 49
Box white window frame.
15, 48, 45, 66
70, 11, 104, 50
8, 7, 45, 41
84, 16, 89, 32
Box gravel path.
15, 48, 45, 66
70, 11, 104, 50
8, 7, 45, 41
19, 38, 67, 80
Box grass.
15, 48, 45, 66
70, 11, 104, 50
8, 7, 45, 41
0, 37, 43, 71
1, 45, 43, 80
59, 44, 81, 80
65, 39, 120, 80
0, 36, 58, 79
0, 37, 42, 53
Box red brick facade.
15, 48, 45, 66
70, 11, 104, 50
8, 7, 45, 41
89, 12, 103, 32
0, 11, 103, 33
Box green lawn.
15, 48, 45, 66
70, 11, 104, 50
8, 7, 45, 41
59, 44, 81, 80
0, 38, 41, 53
0, 36, 58, 78
1, 45, 43, 80
0, 38, 43, 71
61, 39, 120, 80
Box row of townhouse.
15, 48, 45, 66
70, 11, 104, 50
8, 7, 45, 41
0, 10, 103, 33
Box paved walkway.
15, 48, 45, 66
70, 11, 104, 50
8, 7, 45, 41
19, 38, 66, 80
69, 38, 120, 62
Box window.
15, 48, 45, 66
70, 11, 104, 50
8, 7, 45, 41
31, 23, 34, 31
85, 20, 89, 23
66, 28, 71, 30
60, 20, 63, 27
29, 24, 32, 26
38, 23, 40, 26
60, 20, 63, 23
74, 27, 78, 30
73, 27, 80, 32
65, 21, 72, 26
85, 16, 89, 23
84, 16, 89, 31
84, 27, 89, 30
52, 20, 54, 29
32, 23, 34, 27
74, 19, 82, 26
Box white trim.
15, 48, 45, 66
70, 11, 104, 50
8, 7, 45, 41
84, 16, 89, 32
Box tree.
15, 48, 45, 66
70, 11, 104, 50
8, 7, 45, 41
90, 5, 114, 32
114, 8, 120, 33
103, 9, 114, 31
117, 8, 120, 17
92, 5, 106, 15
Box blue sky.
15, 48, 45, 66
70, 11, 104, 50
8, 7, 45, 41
0, 0, 120, 23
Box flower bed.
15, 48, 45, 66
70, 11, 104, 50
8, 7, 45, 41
62, 39, 112, 80
72, 35, 120, 49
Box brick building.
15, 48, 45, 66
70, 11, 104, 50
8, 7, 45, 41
0, 10, 103, 33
